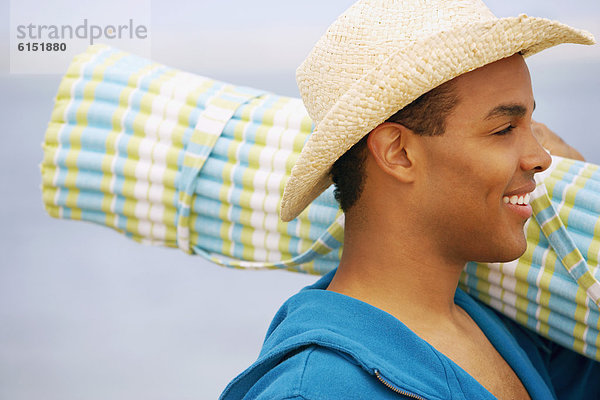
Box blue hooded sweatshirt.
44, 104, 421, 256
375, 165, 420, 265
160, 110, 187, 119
220, 269, 600, 399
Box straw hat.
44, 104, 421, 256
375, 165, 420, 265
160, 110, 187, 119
279, 0, 594, 221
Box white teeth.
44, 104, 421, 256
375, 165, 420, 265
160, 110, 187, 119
503, 193, 531, 206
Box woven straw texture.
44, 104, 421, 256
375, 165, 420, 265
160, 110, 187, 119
41, 45, 600, 360
282, 0, 595, 221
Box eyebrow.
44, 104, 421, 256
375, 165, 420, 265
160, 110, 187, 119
484, 100, 536, 120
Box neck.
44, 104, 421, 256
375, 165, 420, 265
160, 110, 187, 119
327, 207, 468, 330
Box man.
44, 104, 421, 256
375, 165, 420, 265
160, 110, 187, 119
221, 0, 598, 398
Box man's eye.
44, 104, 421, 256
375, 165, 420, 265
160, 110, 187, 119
494, 125, 515, 136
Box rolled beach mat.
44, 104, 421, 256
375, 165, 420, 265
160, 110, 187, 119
41, 44, 600, 360
41, 44, 343, 276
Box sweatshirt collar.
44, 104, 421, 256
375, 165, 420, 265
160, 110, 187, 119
224, 269, 555, 400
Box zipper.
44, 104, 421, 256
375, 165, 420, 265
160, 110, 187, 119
374, 369, 428, 399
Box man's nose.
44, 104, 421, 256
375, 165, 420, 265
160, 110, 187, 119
520, 127, 552, 173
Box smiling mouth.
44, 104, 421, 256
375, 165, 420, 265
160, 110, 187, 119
502, 193, 531, 206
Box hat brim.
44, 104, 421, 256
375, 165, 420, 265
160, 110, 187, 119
280, 15, 595, 222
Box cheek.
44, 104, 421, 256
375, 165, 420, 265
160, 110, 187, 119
428, 150, 498, 197
419, 139, 528, 261
424, 148, 515, 221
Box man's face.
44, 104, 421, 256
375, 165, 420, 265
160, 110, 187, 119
414, 54, 551, 263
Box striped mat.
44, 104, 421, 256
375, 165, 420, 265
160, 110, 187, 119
40, 44, 600, 360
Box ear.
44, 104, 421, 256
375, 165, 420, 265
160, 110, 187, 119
367, 122, 416, 183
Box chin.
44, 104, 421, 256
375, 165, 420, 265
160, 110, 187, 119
472, 231, 528, 263
488, 237, 528, 263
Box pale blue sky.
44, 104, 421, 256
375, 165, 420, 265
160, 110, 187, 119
148, 0, 600, 83
1, 1, 599, 399
3, 0, 600, 78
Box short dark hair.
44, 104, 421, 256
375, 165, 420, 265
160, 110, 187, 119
330, 80, 459, 212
